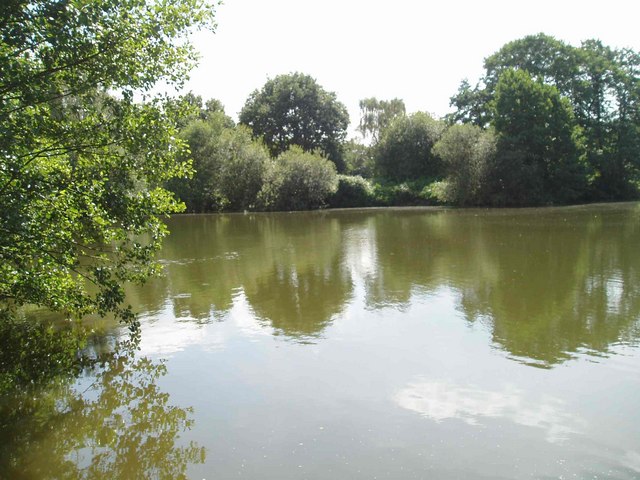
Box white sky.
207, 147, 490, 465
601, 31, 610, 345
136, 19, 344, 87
183, 0, 640, 137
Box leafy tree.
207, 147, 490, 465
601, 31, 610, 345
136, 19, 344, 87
216, 126, 270, 211
357, 97, 406, 144
576, 41, 640, 198
374, 112, 445, 181
174, 93, 230, 128
0, 0, 216, 334
258, 146, 338, 211
167, 112, 233, 212
447, 79, 493, 127
449, 34, 640, 200
431, 124, 497, 206
491, 69, 587, 205
168, 120, 268, 213
239, 72, 350, 170
484, 33, 580, 97
449, 34, 580, 127
342, 139, 375, 178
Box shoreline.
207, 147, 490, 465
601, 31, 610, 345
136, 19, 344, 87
170, 200, 640, 217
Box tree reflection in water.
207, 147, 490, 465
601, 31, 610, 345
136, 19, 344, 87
137, 205, 640, 367
0, 338, 205, 480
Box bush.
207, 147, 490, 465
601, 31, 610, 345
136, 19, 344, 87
432, 124, 497, 206
371, 178, 436, 206
258, 147, 339, 211
216, 126, 269, 211
342, 140, 375, 178
374, 112, 445, 181
328, 175, 375, 208
167, 114, 231, 212
168, 121, 269, 212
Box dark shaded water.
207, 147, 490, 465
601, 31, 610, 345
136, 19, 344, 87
6, 203, 640, 479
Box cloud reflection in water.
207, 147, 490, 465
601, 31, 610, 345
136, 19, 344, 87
394, 378, 584, 444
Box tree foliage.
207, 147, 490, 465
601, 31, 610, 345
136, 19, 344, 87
168, 113, 269, 213
431, 124, 497, 206
216, 126, 270, 211
0, 0, 216, 329
328, 174, 375, 208
168, 111, 233, 212
374, 112, 445, 181
258, 146, 338, 211
342, 139, 375, 178
357, 97, 406, 144
491, 69, 587, 205
449, 34, 640, 200
239, 72, 350, 170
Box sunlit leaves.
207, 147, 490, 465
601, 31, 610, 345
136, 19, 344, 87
239, 72, 349, 170
448, 34, 640, 200
374, 112, 445, 181
0, 0, 216, 327
357, 97, 406, 144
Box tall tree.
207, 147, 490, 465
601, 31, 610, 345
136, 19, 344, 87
491, 69, 587, 205
239, 72, 349, 171
168, 112, 232, 212
0, 0, 216, 330
450, 34, 580, 127
449, 34, 640, 200
357, 97, 406, 144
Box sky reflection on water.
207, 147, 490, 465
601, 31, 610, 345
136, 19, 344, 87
118, 204, 640, 479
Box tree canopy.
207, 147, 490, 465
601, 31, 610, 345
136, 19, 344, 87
491, 69, 587, 205
357, 97, 406, 144
239, 72, 350, 170
449, 33, 640, 200
258, 146, 339, 211
0, 0, 216, 330
374, 112, 445, 181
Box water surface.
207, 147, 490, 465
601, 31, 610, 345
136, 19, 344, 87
9, 203, 640, 479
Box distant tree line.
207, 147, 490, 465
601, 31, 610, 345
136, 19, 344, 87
168, 34, 640, 211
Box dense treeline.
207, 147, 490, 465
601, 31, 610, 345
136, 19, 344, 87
169, 34, 640, 212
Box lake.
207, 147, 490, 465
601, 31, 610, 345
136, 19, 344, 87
5, 203, 640, 479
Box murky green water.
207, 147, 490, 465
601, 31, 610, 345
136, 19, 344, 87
6, 203, 640, 479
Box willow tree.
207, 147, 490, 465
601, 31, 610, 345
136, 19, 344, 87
357, 97, 406, 144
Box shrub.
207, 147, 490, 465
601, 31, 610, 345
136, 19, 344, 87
328, 175, 375, 208
258, 147, 339, 211
168, 117, 228, 212
168, 121, 269, 212
216, 126, 269, 211
371, 179, 435, 206
374, 112, 445, 181
432, 124, 497, 206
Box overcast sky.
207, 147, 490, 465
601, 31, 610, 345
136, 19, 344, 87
182, 0, 640, 137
